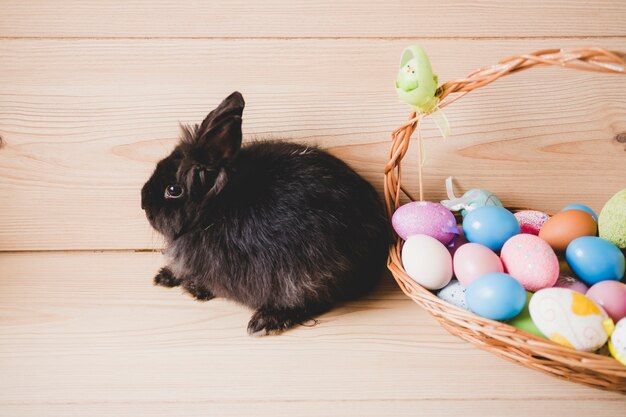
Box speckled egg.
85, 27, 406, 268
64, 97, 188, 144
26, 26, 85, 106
514, 210, 550, 235
609, 318, 626, 366
436, 279, 469, 310
529, 288, 614, 351
599, 188, 626, 249
392, 201, 458, 245
500, 234, 559, 291
538, 209, 597, 252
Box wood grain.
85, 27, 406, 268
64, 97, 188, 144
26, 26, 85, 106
0, 38, 625, 251
1, 251, 625, 417
1, 0, 626, 38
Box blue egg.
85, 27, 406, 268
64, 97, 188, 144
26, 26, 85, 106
565, 236, 625, 285
466, 273, 526, 320
462, 206, 520, 251
561, 204, 598, 221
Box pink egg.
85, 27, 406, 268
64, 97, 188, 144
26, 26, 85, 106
586, 281, 626, 322
514, 210, 550, 235
500, 234, 559, 291
554, 274, 588, 294
392, 201, 458, 245
453, 243, 503, 287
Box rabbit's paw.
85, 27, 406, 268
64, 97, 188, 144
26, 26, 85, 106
247, 307, 313, 336
182, 280, 215, 302
154, 267, 182, 288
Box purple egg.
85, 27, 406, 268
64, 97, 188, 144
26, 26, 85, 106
392, 201, 458, 245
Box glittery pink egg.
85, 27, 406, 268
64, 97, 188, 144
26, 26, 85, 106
392, 201, 458, 245
500, 234, 559, 291
514, 210, 550, 235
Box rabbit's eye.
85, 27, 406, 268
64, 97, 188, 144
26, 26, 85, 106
165, 184, 184, 199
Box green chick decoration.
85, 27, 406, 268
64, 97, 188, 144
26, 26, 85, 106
395, 46, 440, 114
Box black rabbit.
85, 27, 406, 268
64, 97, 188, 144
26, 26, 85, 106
141, 92, 390, 335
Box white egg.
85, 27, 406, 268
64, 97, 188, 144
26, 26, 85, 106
436, 280, 469, 310
529, 288, 613, 352
401, 234, 453, 290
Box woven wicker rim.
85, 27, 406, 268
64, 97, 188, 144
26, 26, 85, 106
384, 47, 626, 393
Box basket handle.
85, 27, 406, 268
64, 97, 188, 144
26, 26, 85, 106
384, 47, 626, 219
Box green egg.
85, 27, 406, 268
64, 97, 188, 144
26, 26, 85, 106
507, 292, 545, 338
599, 188, 626, 249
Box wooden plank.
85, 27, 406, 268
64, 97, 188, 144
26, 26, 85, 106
0, 251, 624, 417
0, 38, 625, 251
1, 0, 626, 38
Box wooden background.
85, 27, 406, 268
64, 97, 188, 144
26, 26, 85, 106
0, 1, 625, 415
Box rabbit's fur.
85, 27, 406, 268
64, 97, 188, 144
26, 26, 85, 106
141, 92, 390, 335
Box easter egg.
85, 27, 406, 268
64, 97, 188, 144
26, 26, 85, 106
436, 280, 469, 310
441, 188, 503, 218
462, 206, 520, 251
500, 234, 559, 291
565, 236, 625, 285
586, 281, 626, 322
507, 292, 545, 338
453, 243, 503, 287
514, 210, 550, 235
466, 272, 526, 321
609, 318, 626, 366
447, 226, 468, 257
554, 274, 588, 294
392, 201, 458, 244
562, 204, 598, 221
529, 288, 614, 351
538, 209, 597, 252
598, 188, 626, 249
402, 234, 453, 290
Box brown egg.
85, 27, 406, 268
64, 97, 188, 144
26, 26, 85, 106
538, 209, 597, 252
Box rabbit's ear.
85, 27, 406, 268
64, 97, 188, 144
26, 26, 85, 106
197, 115, 242, 162
199, 92, 245, 133
190, 92, 244, 162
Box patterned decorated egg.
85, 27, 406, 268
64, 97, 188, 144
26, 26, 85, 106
436, 279, 469, 310
598, 188, 626, 249
514, 210, 550, 235
529, 288, 614, 351
500, 234, 559, 291
392, 201, 458, 244
609, 318, 626, 366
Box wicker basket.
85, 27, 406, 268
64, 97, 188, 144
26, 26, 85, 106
384, 48, 626, 393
